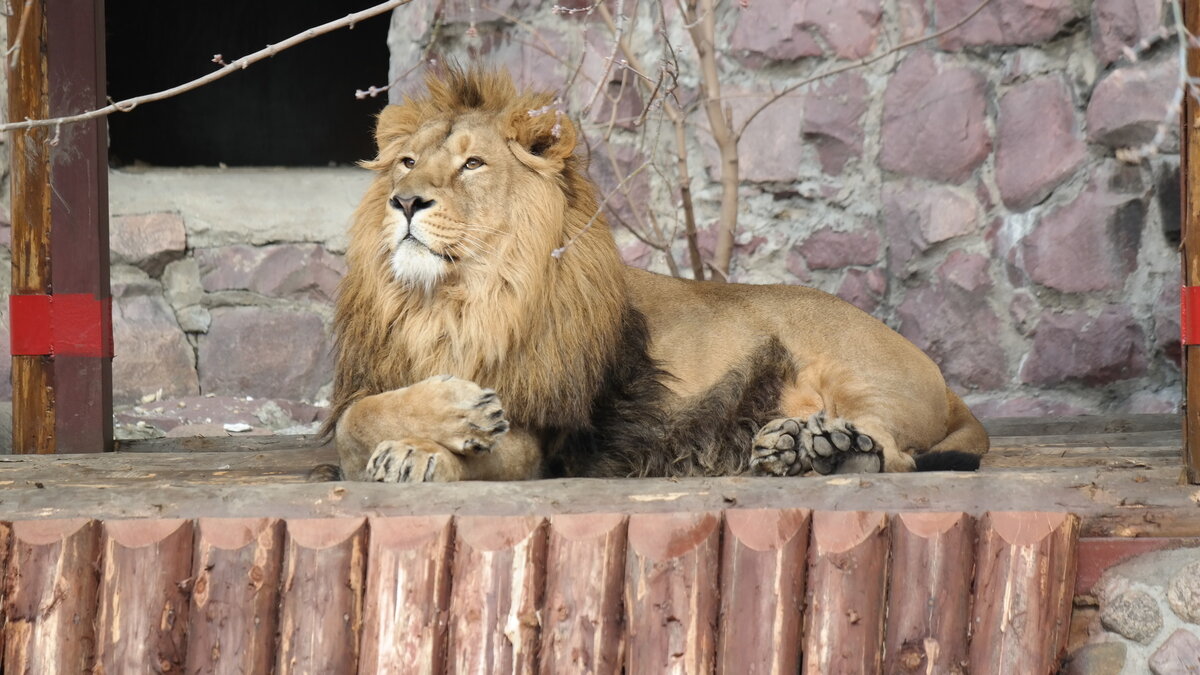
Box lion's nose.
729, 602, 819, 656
389, 194, 435, 221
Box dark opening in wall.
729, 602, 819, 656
106, 2, 390, 167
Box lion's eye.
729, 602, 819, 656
401, 157, 416, 169
462, 157, 484, 170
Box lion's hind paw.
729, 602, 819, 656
750, 412, 881, 476
366, 439, 463, 483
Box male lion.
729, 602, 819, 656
327, 68, 989, 483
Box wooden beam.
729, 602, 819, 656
1184, 0, 1200, 484
7, 0, 112, 455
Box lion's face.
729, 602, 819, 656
379, 113, 516, 288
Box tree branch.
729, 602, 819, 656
0, 0, 413, 133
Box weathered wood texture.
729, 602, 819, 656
276, 518, 366, 675
969, 512, 1080, 675
4, 519, 100, 674
7, 0, 112, 455
717, 509, 809, 675
186, 518, 284, 674
803, 511, 890, 675
359, 516, 454, 675
95, 519, 194, 673
541, 514, 628, 675
1185, 0, 1200, 485
625, 511, 721, 675
885, 512, 975, 674
448, 516, 547, 675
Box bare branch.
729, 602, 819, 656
736, 0, 998, 141
0, 0, 413, 133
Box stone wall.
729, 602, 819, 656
385, 0, 1186, 418
0, 0, 1187, 438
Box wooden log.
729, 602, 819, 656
716, 509, 809, 675
359, 516, 454, 675
624, 511, 721, 675
885, 512, 975, 674
276, 517, 367, 675
969, 511, 1080, 674
4, 519, 100, 673
95, 519, 194, 673
185, 518, 284, 674
802, 511, 890, 675
0, 522, 10, 663
541, 513, 628, 675
448, 515, 547, 675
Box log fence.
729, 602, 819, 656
0, 509, 1079, 673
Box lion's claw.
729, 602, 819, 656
367, 440, 460, 483
750, 412, 881, 476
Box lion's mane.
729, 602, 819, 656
328, 69, 633, 436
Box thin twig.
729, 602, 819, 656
736, 0, 997, 141
552, 158, 652, 259
0, 0, 413, 132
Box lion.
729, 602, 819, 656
326, 68, 989, 483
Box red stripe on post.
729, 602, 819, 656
10, 293, 113, 357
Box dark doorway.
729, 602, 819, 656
106, 3, 390, 167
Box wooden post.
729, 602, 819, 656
359, 516, 454, 675
802, 511, 890, 675
7, 0, 112, 455
4, 519, 99, 673
624, 512, 721, 675
276, 518, 367, 675
448, 515, 547, 675
186, 518, 284, 674
968, 512, 1079, 674
716, 509, 809, 675
1184, 0, 1200, 484
95, 520, 195, 672
541, 513, 628, 675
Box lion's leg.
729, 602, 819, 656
749, 371, 913, 476
336, 374, 542, 482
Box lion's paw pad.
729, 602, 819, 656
750, 412, 881, 476
366, 441, 457, 483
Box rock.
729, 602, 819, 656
110, 212, 187, 277
112, 282, 200, 404
0, 401, 11, 454
803, 74, 869, 175
897, 256, 1007, 389
195, 244, 346, 303
197, 307, 332, 401
716, 89, 806, 183
1127, 390, 1181, 414
165, 423, 272, 438
896, 0, 929, 41
588, 141, 652, 232
0, 316, 10, 401
730, 1, 821, 66
882, 184, 982, 275
794, 226, 881, 270
1168, 560, 1200, 624
1160, 162, 1182, 245
970, 396, 1087, 418
1087, 57, 1180, 150
995, 76, 1085, 211
880, 52, 990, 184
933, 0, 1078, 50
1020, 306, 1148, 386
1149, 629, 1200, 675
1092, 0, 1164, 66
836, 268, 887, 314
162, 258, 203, 310
1065, 642, 1127, 675
1017, 161, 1146, 293
176, 305, 211, 334
939, 249, 992, 292
1156, 281, 1182, 365
1100, 589, 1163, 644
730, 0, 883, 63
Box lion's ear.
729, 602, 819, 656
361, 105, 420, 171
506, 105, 576, 171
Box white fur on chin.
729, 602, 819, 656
390, 240, 448, 292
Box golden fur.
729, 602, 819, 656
329, 68, 989, 482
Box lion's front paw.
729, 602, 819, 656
409, 375, 510, 455
750, 412, 881, 476
366, 440, 464, 483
